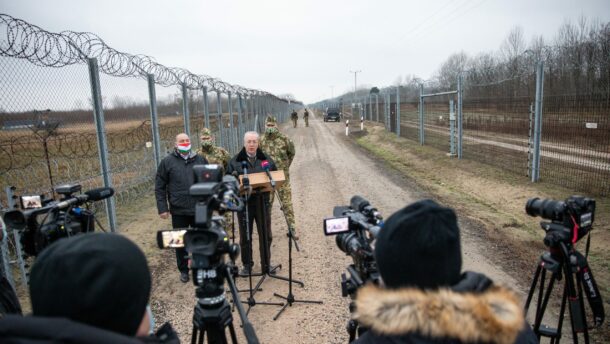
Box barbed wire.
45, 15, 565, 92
0, 13, 288, 100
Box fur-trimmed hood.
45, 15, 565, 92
354, 281, 525, 344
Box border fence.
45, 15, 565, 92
0, 14, 302, 288
314, 47, 610, 197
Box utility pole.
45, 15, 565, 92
349, 70, 361, 117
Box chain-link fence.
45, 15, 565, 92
313, 48, 609, 197
0, 13, 302, 288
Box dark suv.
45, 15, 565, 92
324, 108, 341, 122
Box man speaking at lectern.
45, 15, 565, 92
227, 131, 278, 275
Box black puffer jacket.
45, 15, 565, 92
352, 272, 538, 344
155, 150, 208, 216
0, 315, 180, 343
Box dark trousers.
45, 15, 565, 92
171, 214, 196, 273
238, 193, 272, 272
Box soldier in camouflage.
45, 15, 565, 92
291, 110, 298, 128
197, 128, 234, 235
259, 116, 298, 238
303, 108, 309, 127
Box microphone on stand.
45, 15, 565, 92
260, 160, 275, 189
241, 161, 252, 196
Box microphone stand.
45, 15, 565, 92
270, 174, 322, 321
238, 162, 283, 314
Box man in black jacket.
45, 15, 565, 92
155, 133, 208, 283
352, 199, 537, 344
0, 233, 179, 343
226, 131, 278, 275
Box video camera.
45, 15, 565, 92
2, 184, 114, 256
323, 195, 383, 298
157, 164, 261, 343
157, 164, 243, 288
526, 195, 595, 247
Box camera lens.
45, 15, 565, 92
525, 198, 565, 221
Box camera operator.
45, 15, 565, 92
0, 233, 179, 343
155, 133, 208, 283
352, 199, 537, 344
226, 131, 278, 275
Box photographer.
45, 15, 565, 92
352, 199, 536, 344
0, 233, 179, 343
155, 133, 208, 283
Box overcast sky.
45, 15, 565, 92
2, 0, 609, 104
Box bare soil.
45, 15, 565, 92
118, 112, 566, 343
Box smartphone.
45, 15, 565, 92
157, 229, 187, 248
323, 216, 350, 236
20, 195, 42, 209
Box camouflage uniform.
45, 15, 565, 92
303, 109, 309, 127
197, 128, 233, 234
260, 116, 297, 234
291, 110, 298, 128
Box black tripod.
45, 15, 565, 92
271, 184, 322, 320
524, 234, 602, 344
237, 182, 283, 314
192, 265, 260, 344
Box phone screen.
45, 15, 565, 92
21, 195, 42, 209
157, 229, 187, 248
323, 216, 350, 236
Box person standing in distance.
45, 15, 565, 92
259, 116, 298, 239
155, 133, 207, 283
291, 109, 298, 128
303, 108, 309, 127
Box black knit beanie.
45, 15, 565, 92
29, 233, 151, 336
375, 199, 462, 289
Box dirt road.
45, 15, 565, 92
126, 112, 526, 343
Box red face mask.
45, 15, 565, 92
177, 142, 191, 154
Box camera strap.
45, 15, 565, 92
574, 250, 605, 328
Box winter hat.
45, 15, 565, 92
29, 233, 151, 336
375, 199, 462, 289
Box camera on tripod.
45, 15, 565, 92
2, 183, 114, 256
526, 195, 595, 247
324, 195, 383, 298
524, 195, 604, 344
324, 196, 384, 342
156, 164, 260, 344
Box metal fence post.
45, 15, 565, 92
216, 91, 224, 148
237, 93, 244, 151
203, 86, 210, 129
396, 86, 401, 137
147, 74, 161, 167
87, 57, 117, 232
532, 60, 545, 183
181, 83, 190, 138
527, 103, 534, 177
449, 99, 455, 156
457, 74, 463, 159
375, 94, 379, 122
369, 95, 373, 121
3, 186, 28, 286
419, 83, 425, 145
227, 91, 234, 152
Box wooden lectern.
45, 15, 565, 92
239, 171, 285, 194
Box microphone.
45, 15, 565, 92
55, 187, 115, 210
241, 161, 251, 194
261, 160, 275, 188
85, 187, 115, 201
350, 195, 381, 219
